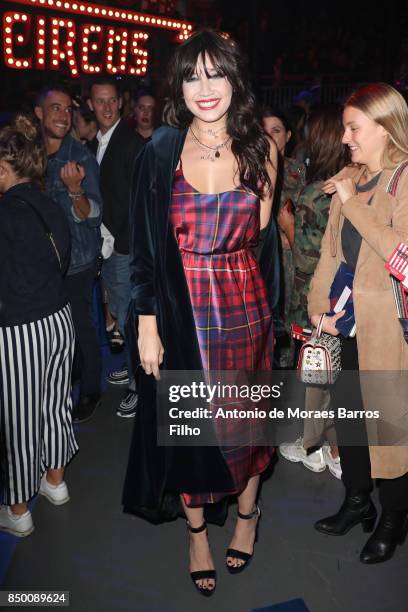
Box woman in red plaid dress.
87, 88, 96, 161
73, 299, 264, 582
131, 30, 278, 595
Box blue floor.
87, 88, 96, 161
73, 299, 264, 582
252, 601, 309, 612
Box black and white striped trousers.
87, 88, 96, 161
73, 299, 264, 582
0, 304, 78, 505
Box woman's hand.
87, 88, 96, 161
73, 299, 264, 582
323, 178, 356, 203
277, 202, 294, 232
138, 315, 164, 380
322, 179, 337, 195
310, 311, 346, 336
277, 200, 295, 248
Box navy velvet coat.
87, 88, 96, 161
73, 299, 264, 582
122, 126, 279, 524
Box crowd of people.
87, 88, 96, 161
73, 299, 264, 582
1, 28, 408, 598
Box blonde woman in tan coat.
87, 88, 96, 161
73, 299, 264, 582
308, 83, 408, 564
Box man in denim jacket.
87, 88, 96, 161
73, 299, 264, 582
35, 84, 103, 423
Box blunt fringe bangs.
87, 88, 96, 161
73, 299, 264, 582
163, 29, 272, 198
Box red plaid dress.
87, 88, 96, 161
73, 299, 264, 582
170, 168, 274, 506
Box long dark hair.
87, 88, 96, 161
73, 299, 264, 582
306, 104, 350, 182
163, 29, 272, 198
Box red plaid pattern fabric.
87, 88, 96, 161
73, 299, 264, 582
171, 169, 274, 506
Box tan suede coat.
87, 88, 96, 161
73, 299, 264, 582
307, 162, 408, 479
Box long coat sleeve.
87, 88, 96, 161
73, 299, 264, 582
307, 163, 408, 479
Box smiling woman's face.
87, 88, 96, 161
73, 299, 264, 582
182, 54, 233, 124
342, 105, 388, 168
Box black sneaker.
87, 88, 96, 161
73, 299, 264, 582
73, 393, 101, 423
117, 391, 138, 418
107, 368, 129, 385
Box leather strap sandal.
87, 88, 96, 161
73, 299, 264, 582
187, 521, 216, 597
226, 505, 261, 574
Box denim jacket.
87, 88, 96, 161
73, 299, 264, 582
45, 134, 102, 276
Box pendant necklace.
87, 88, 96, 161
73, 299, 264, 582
189, 126, 231, 162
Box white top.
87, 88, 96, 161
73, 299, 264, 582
95, 119, 120, 257
96, 118, 121, 165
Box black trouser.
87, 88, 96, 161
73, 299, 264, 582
329, 337, 408, 511
65, 266, 101, 396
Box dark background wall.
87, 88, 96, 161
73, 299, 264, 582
1, 0, 408, 111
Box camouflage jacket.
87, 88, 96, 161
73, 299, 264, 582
277, 156, 306, 251
280, 156, 306, 212
289, 180, 331, 328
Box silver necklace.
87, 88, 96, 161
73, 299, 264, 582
194, 124, 226, 139
189, 126, 231, 162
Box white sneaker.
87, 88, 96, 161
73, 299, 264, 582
39, 475, 70, 506
279, 436, 326, 473
323, 446, 342, 480
0, 506, 34, 537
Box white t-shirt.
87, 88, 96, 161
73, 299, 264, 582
96, 118, 121, 165
96, 119, 121, 257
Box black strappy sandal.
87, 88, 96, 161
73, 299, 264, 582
187, 521, 216, 597
226, 505, 261, 574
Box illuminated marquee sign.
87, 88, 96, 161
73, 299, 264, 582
2, 0, 193, 77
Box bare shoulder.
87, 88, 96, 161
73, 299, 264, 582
265, 134, 278, 167
264, 135, 278, 190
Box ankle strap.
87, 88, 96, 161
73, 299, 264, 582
187, 520, 207, 533
237, 505, 260, 520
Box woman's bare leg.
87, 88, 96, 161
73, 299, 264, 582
181, 497, 215, 591
329, 443, 340, 459
10, 502, 28, 515
46, 467, 65, 486
9, 467, 65, 515
226, 475, 260, 569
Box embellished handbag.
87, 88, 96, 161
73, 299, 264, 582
297, 314, 341, 385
